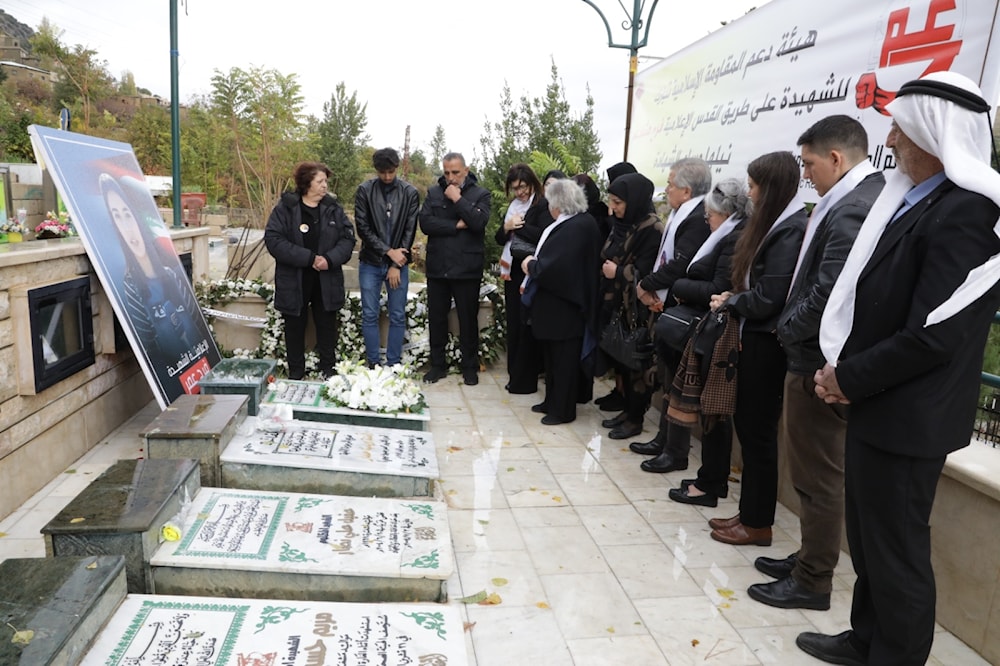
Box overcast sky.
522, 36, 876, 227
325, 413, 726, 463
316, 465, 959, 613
9, 0, 764, 175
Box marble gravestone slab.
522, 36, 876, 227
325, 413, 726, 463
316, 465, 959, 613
260, 379, 431, 431
220, 417, 438, 497
143, 394, 249, 487
41, 458, 202, 594
81, 594, 467, 666
0, 556, 127, 666
150, 488, 452, 603
198, 358, 277, 416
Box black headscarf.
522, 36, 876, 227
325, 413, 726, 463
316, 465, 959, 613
542, 169, 567, 184
606, 161, 637, 185
608, 172, 654, 228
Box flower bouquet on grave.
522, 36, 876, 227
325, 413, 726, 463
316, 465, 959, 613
35, 211, 75, 239
1, 218, 29, 242
321, 360, 427, 414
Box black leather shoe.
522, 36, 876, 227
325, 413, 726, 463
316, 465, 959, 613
531, 403, 548, 414
595, 390, 625, 411
423, 367, 447, 383
795, 631, 866, 666
668, 486, 718, 507
463, 370, 479, 386
755, 553, 798, 579
608, 421, 642, 439
541, 414, 570, 425
629, 436, 664, 455
640, 452, 689, 473
748, 576, 830, 610
680, 478, 696, 490
601, 412, 627, 428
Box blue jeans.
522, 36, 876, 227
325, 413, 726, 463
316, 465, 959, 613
359, 261, 409, 365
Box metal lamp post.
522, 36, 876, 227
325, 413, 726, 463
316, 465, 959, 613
579, 0, 661, 161
169, 0, 182, 228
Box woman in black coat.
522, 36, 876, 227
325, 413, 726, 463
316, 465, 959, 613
521, 178, 603, 424
636, 178, 749, 473
598, 172, 664, 439
264, 161, 356, 379
672, 153, 806, 549
495, 164, 553, 393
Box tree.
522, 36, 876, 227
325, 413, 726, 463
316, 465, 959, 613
127, 104, 171, 174
477, 60, 603, 264
31, 19, 113, 131
209, 66, 308, 213
429, 124, 447, 172
314, 82, 369, 203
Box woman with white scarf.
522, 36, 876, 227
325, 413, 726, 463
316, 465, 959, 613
495, 164, 553, 394
520, 179, 604, 425
638, 178, 748, 474
685, 152, 806, 544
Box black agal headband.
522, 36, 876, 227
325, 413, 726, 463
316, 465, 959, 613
896, 77, 990, 113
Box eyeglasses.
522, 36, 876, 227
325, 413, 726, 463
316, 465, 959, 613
512, 183, 531, 193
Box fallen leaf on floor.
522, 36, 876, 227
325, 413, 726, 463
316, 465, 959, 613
0, 532, 6, 538
491, 577, 508, 587
529, 487, 538, 492
86, 561, 98, 570
691, 638, 700, 647
606, 627, 615, 634
717, 588, 736, 599
70, 517, 86, 524
463, 622, 477, 632
457, 590, 488, 604
506, 467, 515, 472
551, 496, 563, 503
65, 469, 76, 474
447, 446, 464, 453
536, 601, 550, 609
479, 592, 502, 605
447, 489, 457, 495
477, 519, 489, 526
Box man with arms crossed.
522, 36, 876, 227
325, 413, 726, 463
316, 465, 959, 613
748, 115, 884, 610
800, 72, 1000, 665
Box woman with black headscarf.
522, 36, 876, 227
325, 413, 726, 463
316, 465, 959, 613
598, 172, 663, 439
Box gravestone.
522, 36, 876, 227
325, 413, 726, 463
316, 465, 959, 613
143, 394, 249, 486
0, 556, 127, 666
197, 357, 276, 416
150, 488, 452, 603
260, 380, 430, 431
220, 417, 438, 496
81, 594, 467, 665
41, 458, 201, 594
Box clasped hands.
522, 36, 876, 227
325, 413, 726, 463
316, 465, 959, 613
814, 363, 850, 404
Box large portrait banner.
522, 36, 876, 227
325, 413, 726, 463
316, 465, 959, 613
28, 126, 221, 408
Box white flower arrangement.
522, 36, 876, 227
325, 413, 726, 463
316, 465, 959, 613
1, 218, 29, 234
193, 276, 506, 378
321, 360, 427, 414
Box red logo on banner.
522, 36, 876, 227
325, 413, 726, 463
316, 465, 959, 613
856, 0, 963, 114
179, 357, 211, 394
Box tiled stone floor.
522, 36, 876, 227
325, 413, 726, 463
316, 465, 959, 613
0, 366, 988, 665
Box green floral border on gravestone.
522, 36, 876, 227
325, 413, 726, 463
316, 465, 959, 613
195, 276, 506, 379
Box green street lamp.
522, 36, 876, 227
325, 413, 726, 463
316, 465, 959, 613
579, 0, 661, 161
169, 0, 182, 228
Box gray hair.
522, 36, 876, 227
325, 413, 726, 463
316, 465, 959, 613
703, 177, 751, 219
442, 152, 465, 165
670, 157, 712, 196
545, 179, 588, 216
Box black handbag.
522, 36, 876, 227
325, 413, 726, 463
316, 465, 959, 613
600, 308, 653, 371
509, 233, 536, 262
656, 303, 706, 351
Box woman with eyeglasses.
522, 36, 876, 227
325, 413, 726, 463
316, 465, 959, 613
495, 163, 554, 394
637, 178, 749, 474
670, 152, 806, 551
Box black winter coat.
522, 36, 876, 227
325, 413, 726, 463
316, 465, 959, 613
264, 192, 356, 315
419, 173, 491, 280
639, 202, 711, 294
670, 223, 742, 309
726, 210, 807, 334
354, 177, 420, 267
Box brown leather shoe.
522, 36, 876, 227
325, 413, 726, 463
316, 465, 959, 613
708, 513, 740, 530
711, 522, 772, 546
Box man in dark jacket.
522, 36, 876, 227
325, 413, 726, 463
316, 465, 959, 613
802, 72, 1000, 666
355, 148, 420, 367
418, 152, 491, 385
749, 115, 884, 612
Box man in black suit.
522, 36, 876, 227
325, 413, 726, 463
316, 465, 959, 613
800, 72, 1000, 665
749, 116, 884, 611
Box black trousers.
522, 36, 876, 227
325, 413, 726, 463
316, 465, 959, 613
282, 271, 340, 379
503, 278, 541, 392
845, 435, 944, 666
427, 277, 480, 371
540, 336, 584, 422
733, 331, 786, 527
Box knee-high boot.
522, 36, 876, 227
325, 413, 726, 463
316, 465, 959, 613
640, 421, 691, 473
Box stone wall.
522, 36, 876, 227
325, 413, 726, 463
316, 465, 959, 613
0, 227, 211, 521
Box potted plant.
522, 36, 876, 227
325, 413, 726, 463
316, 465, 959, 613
34, 211, 75, 239
0, 218, 29, 243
